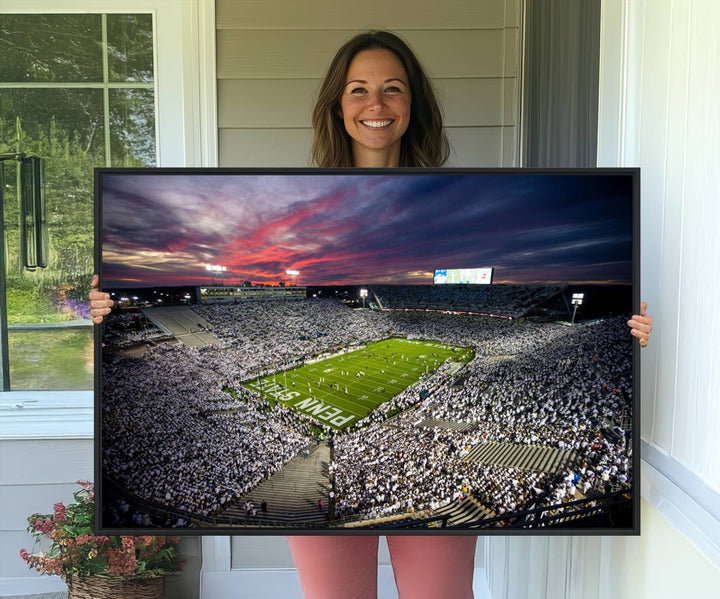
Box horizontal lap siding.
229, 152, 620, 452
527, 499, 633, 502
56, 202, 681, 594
219, 128, 314, 166
218, 30, 509, 79
216, 0, 521, 168
219, 127, 510, 168
0, 439, 93, 579
219, 79, 514, 128
216, 0, 513, 30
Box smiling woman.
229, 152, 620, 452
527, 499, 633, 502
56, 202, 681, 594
339, 49, 412, 167
311, 30, 448, 168
87, 29, 652, 599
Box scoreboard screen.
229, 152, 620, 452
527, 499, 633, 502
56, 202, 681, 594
434, 267, 493, 285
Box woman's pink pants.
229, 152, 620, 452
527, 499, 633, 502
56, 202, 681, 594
287, 535, 476, 599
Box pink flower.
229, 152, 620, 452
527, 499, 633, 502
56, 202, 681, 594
138, 535, 156, 547
53, 502, 66, 522
21, 481, 181, 580
107, 548, 137, 576
121, 537, 135, 550
43, 556, 64, 576
34, 518, 54, 535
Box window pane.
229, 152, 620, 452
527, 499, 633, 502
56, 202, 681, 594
0, 14, 102, 82
8, 329, 94, 390
110, 89, 156, 166
1, 88, 102, 290
0, 89, 106, 164
107, 14, 154, 83
2, 87, 99, 390
1, 13, 157, 390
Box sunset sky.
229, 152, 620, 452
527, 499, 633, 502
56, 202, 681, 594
100, 171, 634, 288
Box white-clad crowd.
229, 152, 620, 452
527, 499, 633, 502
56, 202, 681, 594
102, 347, 311, 517
102, 291, 631, 524
330, 316, 631, 519
371, 284, 564, 318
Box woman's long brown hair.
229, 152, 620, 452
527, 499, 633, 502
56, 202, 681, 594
311, 31, 449, 168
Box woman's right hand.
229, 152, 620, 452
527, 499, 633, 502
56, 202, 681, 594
627, 301, 652, 348
89, 274, 113, 324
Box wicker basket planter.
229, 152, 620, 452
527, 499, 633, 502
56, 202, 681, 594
67, 575, 165, 599
22, 484, 182, 597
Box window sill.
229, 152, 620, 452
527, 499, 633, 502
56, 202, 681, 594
0, 391, 93, 440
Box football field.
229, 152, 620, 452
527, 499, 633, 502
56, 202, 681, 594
243, 338, 466, 431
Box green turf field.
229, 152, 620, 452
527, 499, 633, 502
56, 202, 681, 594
243, 338, 465, 431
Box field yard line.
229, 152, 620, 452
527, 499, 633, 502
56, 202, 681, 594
244, 338, 464, 431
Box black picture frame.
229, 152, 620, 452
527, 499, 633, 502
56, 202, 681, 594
95, 167, 640, 536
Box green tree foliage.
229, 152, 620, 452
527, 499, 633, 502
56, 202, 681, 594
1, 13, 155, 325
0, 14, 103, 83
1, 114, 97, 322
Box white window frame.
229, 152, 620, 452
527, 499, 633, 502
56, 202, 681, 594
0, 0, 217, 439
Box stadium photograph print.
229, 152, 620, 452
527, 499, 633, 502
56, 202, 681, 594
90, 30, 651, 599
96, 168, 638, 534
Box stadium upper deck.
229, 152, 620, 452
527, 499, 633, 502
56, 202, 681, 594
198, 285, 306, 304
369, 284, 566, 319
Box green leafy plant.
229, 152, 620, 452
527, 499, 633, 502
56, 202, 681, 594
20, 481, 182, 584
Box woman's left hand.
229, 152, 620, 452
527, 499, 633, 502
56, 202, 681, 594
89, 274, 113, 324
628, 301, 653, 347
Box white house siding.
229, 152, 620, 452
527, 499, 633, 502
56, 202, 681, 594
485, 0, 720, 597
216, 0, 522, 167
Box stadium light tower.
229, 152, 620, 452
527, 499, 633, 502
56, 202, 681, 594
206, 264, 227, 285
571, 293, 584, 325
286, 269, 300, 286
360, 288, 368, 309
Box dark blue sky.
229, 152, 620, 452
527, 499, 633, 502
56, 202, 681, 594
101, 171, 634, 287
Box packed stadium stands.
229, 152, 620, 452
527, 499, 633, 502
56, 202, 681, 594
370, 284, 565, 317
101, 285, 632, 528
